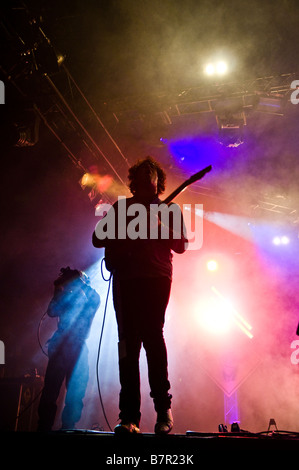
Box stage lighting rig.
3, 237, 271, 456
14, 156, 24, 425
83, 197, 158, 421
218, 125, 244, 148
255, 94, 284, 116
214, 98, 246, 148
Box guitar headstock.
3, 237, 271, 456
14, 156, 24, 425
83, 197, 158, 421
162, 164, 213, 205
188, 165, 212, 184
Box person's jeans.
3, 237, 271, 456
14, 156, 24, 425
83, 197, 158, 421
113, 276, 172, 426
37, 339, 89, 430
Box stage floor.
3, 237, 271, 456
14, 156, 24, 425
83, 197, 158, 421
2, 429, 299, 464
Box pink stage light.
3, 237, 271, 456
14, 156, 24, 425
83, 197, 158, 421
195, 288, 253, 338
195, 296, 234, 335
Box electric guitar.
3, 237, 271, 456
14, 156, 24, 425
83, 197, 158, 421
104, 165, 212, 272
162, 165, 212, 205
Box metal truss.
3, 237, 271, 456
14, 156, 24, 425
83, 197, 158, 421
0, 3, 130, 200
109, 72, 298, 123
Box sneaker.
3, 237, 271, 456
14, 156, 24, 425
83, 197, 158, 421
154, 409, 173, 435
114, 422, 140, 434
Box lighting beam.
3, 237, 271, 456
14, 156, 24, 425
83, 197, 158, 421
211, 286, 253, 339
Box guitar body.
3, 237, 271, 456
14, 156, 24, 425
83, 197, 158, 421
105, 241, 131, 273
104, 165, 212, 272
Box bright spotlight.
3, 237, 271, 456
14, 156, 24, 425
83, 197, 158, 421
216, 61, 228, 75
211, 287, 253, 339
272, 236, 281, 245
196, 297, 232, 335
272, 235, 290, 246
281, 235, 290, 245
207, 260, 218, 271
205, 63, 215, 76
204, 60, 228, 76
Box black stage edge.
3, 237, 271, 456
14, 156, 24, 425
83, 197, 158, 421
2, 430, 299, 464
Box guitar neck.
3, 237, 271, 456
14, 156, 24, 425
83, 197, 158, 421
162, 165, 212, 206
162, 182, 190, 205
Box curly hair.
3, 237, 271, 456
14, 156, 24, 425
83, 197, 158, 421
54, 267, 89, 287
128, 156, 166, 196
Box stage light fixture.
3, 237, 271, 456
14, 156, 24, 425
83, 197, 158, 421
255, 95, 284, 116
13, 112, 41, 147
215, 98, 246, 147
204, 60, 228, 76
79, 172, 102, 204
207, 260, 218, 271
272, 236, 280, 245
80, 172, 95, 188
205, 63, 215, 76
231, 422, 241, 433
218, 126, 244, 148
272, 235, 290, 246
218, 424, 228, 432
216, 61, 228, 75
